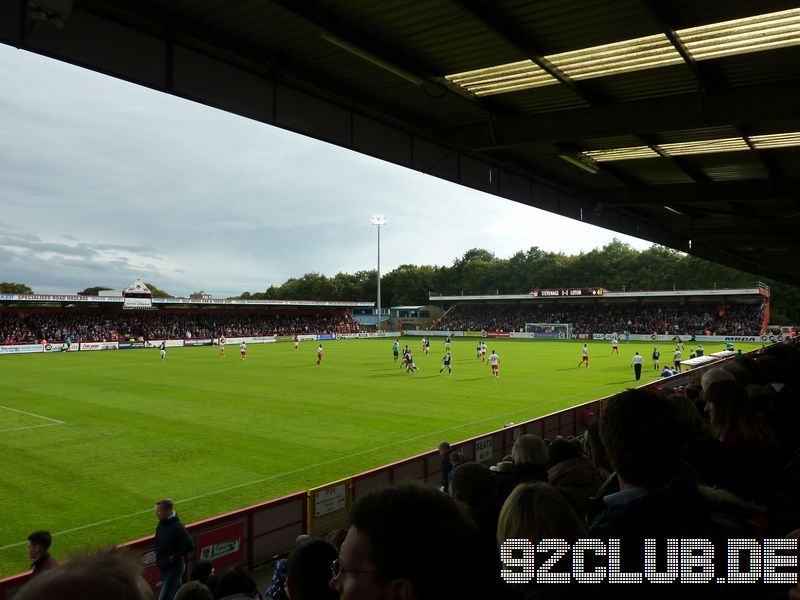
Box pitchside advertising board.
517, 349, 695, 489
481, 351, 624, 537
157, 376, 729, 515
592, 333, 786, 343
79, 342, 119, 351
0, 344, 43, 354
184, 338, 214, 347
196, 522, 245, 568
0, 332, 403, 357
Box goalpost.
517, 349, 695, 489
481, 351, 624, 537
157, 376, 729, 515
524, 323, 572, 339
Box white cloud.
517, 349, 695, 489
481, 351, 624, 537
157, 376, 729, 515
0, 46, 652, 297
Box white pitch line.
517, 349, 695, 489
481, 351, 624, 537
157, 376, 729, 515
0, 404, 64, 424
0, 388, 600, 552
0, 422, 63, 433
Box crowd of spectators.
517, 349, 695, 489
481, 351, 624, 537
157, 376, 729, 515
436, 301, 765, 336
0, 309, 362, 344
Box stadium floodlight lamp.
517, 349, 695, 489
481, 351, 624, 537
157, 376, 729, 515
371, 215, 386, 331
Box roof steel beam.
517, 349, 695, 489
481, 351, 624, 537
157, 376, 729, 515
444, 80, 800, 149
602, 178, 800, 206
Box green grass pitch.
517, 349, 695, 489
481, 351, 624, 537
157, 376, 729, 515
0, 337, 761, 576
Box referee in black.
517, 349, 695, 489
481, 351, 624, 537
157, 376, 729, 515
631, 351, 644, 381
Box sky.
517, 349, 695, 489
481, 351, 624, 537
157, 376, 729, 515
0, 45, 653, 298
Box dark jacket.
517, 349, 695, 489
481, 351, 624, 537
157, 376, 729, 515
155, 513, 195, 570
440, 453, 452, 490
547, 456, 604, 519
31, 554, 59, 576
589, 478, 713, 574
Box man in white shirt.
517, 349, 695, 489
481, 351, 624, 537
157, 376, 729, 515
488, 350, 500, 378
631, 351, 644, 381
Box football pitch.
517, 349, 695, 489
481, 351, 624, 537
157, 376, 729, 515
0, 338, 760, 576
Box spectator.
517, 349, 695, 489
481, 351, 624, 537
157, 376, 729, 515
447, 451, 465, 493
590, 389, 713, 575
264, 535, 308, 600
495, 434, 548, 504
496, 482, 585, 597
155, 499, 195, 600
497, 481, 585, 544
450, 462, 504, 598
213, 566, 260, 600
329, 482, 479, 600
284, 538, 338, 600
175, 582, 214, 600
189, 559, 217, 595
26, 530, 58, 577
438, 441, 452, 492
323, 528, 348, 551
703, 379, 782, 503
546, 439, 603, 519
16, 547, 153, 600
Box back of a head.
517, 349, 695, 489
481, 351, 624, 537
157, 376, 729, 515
16, 548, 153, 600
585, 422, 612, 473
600, 388, 685, 486
755, 354, 787, 384
190, 559, 214, 585
349, 481, 477, 600
286, 538, 338, 600
497, 482, 585, 546
511, 434, 548, 467
324, 528, 348, 550
175, 581, 213, 600
450, 461, 496, 508
26, 531, 52, 551
547, 438, 582, 468
700, 367, 735, 392
704, 379, 778, 455
213, 566, 258, 600
450, 451, 466, 466
665, 393, 708, 439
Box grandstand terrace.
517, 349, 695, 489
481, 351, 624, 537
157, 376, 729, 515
0, 291, 370, 344
431, 286, 769, 337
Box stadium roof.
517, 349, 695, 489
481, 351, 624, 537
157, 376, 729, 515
0, 293, 373, 308
3, 1, 799, 284
430, 286, 768, 302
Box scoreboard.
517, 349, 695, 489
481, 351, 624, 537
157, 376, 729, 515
530, 288, 604, 297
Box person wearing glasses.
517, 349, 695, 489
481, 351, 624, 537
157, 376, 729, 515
329, 482, 479, 599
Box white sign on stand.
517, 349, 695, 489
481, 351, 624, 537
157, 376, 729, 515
475, 437, 494, 463
314, 484, 347, 517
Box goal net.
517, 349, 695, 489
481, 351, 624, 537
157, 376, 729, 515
524, 323, 571, 339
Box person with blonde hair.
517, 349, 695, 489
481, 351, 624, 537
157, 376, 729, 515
496, 482, 585, 547
496, 482, 585, 595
